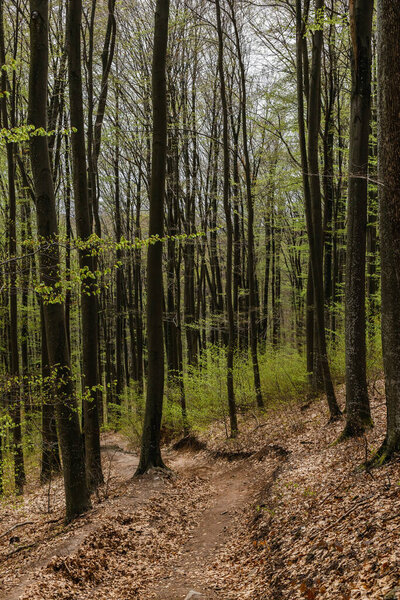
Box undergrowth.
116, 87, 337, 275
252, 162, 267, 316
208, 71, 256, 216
0, 329, 384, 493
118, 340, 353, 446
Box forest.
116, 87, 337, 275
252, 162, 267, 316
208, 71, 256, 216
0, 0, 400, 598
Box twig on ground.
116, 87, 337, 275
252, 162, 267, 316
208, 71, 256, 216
0, 522, 34, 540
318, 476, 346, 507
310, 494, 376, 540
6, 542, 36, 558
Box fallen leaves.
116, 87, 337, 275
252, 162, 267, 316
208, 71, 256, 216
1, 384, 400, 600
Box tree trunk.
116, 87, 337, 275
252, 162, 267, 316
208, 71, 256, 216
366, 62, 378, 336
67, 0, 103, 488
296, 0, 341, 420
0, 0, 25, 493
21, 200, 32, 439
136, 0, 170, 474
342, 0, 373, 439
374, 0, 400, 461
215, 0, 238, 437
40, 303, 61, 483
114, 89, 124, 403
28, 0, 90, 520
134, 187, 144, 396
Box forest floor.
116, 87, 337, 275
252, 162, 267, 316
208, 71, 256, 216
1, 380, 400, 600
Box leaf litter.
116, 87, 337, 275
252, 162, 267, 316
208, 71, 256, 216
0, 384, 399, 599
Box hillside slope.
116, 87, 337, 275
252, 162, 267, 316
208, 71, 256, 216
0, 383, 399, 600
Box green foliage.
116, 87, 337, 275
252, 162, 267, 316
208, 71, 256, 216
0, 124, 77, 145
162, 345, 312, 437
104, 344, 317, 447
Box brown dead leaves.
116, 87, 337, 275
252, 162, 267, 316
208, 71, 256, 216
19, 470, 211, 600
2, 384, 400, 600
202, 384, 400, 600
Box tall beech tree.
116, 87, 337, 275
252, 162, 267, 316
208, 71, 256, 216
374, 0, 400, 462
136, 0, 170, 474
67, 0, 103, 489
215, 0, 238, 437
0, 0, 25, 493
296, 0, 341, 420
341, 0, 373, 439
29, 0, 90, 519
3, 0, 400, 506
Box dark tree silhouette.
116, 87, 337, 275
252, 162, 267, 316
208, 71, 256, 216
136, 0, 170, 474
28, 0, 90, 520
67, 0, 103, 489
342, 0, 373, 439
373, 0, 400, 462
215, 0, 238, 437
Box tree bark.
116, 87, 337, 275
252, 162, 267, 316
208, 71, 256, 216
342, 0, 373, 439
373, 0, 400, 461
296, 0, 341, 420
114, 88, 124, 403
0, 0, 25, 493
28, 0, 90, 520
67, 0, 103, 488
215, 0, 238, 437
40, 302, 61, 484
136, 0, 170, 474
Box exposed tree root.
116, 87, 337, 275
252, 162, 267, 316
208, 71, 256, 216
327, 412, 343, 426
172, 435, 207, 452
335, 418, 373, 444
367, 436, 400, 468
135, 459, 170, 477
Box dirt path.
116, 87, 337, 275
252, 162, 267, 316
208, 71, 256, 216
4, 396, 400, 600
0, 439, 273, 600
0, 445, 143, 600
152, 460, 260, 600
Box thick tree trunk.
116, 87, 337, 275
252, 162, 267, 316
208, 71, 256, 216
0, 0, 25, 493
67, 0, 103, 488
29, 0, 90, 520
342, 0, 373, 439
373, 0, 400, 461
136, 0, 170, 474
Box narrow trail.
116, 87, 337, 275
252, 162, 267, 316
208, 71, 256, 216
152, 459, 260, 599
0, 436, 279, 600
3, 394, 400, 600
